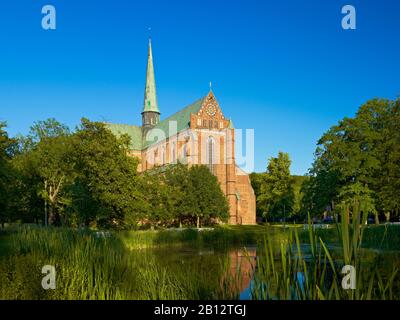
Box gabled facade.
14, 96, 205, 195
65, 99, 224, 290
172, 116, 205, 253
106, 40, 256, 225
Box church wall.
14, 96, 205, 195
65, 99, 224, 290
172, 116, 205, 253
135, 40, 255, 225
129, 111, 255, 225
129, 126, 256, 225
235, 169, 256, 225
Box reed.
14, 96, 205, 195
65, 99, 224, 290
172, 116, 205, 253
251, 206, 399, 300
1, 211, 399, 300
0, 225, 236, 299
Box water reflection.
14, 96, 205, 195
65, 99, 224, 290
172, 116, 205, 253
139, 244, 400, 300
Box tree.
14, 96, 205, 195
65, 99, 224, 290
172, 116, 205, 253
250, 172, 268, 217
304, 98, 400, 221
71, 118, 144, 229
291, 175, 308, 218
188, 165, 229, 228
256, 152, 294, 221
164, 163, 192, 227
336, 182, 378, 224
32, 134, 76, 225
0, 122, 17, 227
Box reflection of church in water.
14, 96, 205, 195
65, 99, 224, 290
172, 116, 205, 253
106, 40, 256, 225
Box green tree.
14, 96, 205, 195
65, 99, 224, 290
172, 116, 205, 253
250, 172, 268, 217
9, 119, 73, 226
305, 98, 400, 221
258, 152, 294, 221
336, 182, 378, 223
291, 175, 308, 218
0, 122, 17, 227
188, 165, 229, 228
71, 118, 144, 229
32, 134, 76, 225
164, 163, 192, 227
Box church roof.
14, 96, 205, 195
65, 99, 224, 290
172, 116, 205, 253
142, 96, 205, 148
105, 96, 205, 151
105, 123, 143, 150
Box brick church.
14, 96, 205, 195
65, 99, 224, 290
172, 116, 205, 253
106, 40, 256, 225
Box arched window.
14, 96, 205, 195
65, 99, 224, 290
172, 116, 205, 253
207, 136, 215, 174
171, 142, 176, 164
183, 143, 187, 158
162, 146, 166, 165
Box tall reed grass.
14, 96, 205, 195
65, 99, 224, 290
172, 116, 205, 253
251, 206, 399, 300
0, 226, 237, 299
1, 208, 399, 300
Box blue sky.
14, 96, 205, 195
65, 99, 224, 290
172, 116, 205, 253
0, 0, 399, 174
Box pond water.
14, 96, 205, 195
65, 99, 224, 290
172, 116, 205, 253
140, 244, 400, 300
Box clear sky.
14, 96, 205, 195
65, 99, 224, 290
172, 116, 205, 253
0, 0, 399, 174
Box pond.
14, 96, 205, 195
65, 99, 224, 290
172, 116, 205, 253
138, 243, 400, 300
137, 246, 257, 300
1, 226, 400, 300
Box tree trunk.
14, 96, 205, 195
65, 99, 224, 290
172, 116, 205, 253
196, 216, 200, 229
375, 213, 380, 225
48, 203, 55, 225
44, 180, 48, 226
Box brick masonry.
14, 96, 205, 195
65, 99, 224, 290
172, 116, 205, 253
133, 92, 256, 225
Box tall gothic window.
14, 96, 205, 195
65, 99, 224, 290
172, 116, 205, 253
162, 146, 166, 165
207, 137, 215, 174
183, 143, 187, 162
171, 142, 176, 164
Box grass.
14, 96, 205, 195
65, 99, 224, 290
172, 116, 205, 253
0, 226, 238, 299
118, 225, 276, 249
251, 208, 400, 300
1, 210, 399, 300
298, 223, 400, 251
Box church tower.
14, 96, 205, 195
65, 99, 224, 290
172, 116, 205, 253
142, 39, 160, 132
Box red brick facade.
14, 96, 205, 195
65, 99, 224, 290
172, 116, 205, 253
135, 92, 256, 225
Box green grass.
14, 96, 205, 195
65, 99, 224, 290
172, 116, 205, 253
0, 226, 238, 299
1, 214, 399, 300
298, 223, 400, 251
118, 225, 274, 249
251, 210, 400, 300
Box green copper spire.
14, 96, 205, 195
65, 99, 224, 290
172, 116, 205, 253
143, 39, 159, 113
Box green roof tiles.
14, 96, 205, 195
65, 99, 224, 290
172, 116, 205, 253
142, 97, 205, 148
105, 123, 143, 150
105, 96, 205, 151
